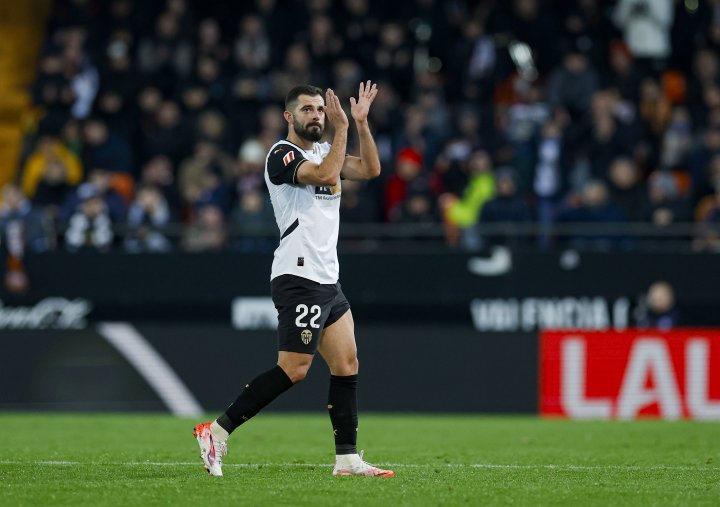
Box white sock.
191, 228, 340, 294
335, 453, 361, 467
210, 421, 229, 442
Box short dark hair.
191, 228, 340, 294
285, 85, 323, 111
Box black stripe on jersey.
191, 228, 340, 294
268, 144, 307, 185
280, 218, 300, 240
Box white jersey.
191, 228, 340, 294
264, 140, 341, 284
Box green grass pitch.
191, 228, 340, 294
0, 413, 718, 506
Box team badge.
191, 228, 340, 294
301, 329, 312, 345
283, 151, 295, 166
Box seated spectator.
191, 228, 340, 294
183, 204, 227, 251
232, 139, 267, 210
443, 150, 496, 228
139, 156, 182, 219
607, 158, 647, 222
230, 190, 276, 252
82, 116, 133, 173
31, 159, 76, 220
179, 141, 234, 214
479, 167, 532, 245
642, 171, 692, 228
693, 185, 720, 251
556, 179, 626, 249
124, 186, 172, 253
64, 184, 114, 252
384, 147, 430, 222
61, 168, 127, 223
22, 135, 83, 198
0, 183, 52, 254
340, 179, 382, 223
395, 187, 437, 224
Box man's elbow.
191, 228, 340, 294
367, 165, 381, 179
320, 174, 339, 186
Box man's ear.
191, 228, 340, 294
283, 110, 293, 125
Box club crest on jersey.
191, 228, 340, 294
301, 329, 312, 345
283, 151, 295, 166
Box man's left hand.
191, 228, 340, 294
350, 80, 378, 123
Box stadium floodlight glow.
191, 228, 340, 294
508, 41, 538, 82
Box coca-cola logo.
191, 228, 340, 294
0, 298, 92, 329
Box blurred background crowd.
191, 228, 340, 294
4, 0, 720, 254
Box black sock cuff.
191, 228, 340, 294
330, 374, 358, 386
274, 365, 294, 389
216, 414, 234, 433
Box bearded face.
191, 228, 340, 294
293, 115, 323, 142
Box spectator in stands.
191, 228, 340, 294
142, 100, 192, 167
636, 280, 678, 330
233, 14, 271, 73
546, 47, 599, 121
440, 150, 496, 246
137, 11, 193, 90
479, 167, 532, 226
0, 183, 52, 254
183, 204, 227, 251
64, 183, 114, 252
607, 158, 646, 222
124, 185, 172, 253
614, 0, 673, 77
31, 159, 76, 220
340, 179, 381, 223
642, 171, 691, 228
395, 187, 437, 224
604, 40, 642, 102
196, 18, 230, 70
61, 168, 126, 223
139, 156, 182, 219
694, 184, 720, 252
556, 179, 626, 248
384, 147, 426, 222
22, 135, 83, 198
374, 22, 413, 99
82, 116, 133, 174
230, 190, 275, 252
179, 140, 234, 213
234, 139, 266, 199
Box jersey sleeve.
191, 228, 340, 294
267, 145, 307, 185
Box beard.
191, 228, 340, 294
294, 118, 323, 142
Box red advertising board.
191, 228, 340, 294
540, 330, 720, 419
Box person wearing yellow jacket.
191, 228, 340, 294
21, 136, 83, 197
440, 150, 496, 245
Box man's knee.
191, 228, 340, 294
334, 356, 359, 376
278, 357, 313, 383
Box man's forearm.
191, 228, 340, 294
356, 120, 381, 178
317, 127, 348, 181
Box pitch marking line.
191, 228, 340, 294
0, 461, 717, 471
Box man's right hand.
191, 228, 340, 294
325, 89, 349, 131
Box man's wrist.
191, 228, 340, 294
354, 118, 369, 127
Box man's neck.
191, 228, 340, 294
286, 132, 314, 151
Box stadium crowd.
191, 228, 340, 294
4, 0, 720, 253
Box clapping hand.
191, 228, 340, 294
350, 80, 378, 123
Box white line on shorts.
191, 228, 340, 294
0, 461, 717, 472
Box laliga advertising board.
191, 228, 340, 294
540, 330, 720, 420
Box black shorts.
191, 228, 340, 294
270, 274, 351, 354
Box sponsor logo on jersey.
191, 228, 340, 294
315, 183, 340, 195
283, 151, 295, 166
301, 329, 312, 345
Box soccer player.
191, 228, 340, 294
194, 81, 394, 478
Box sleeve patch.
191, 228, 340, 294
268, 145, 306, 185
